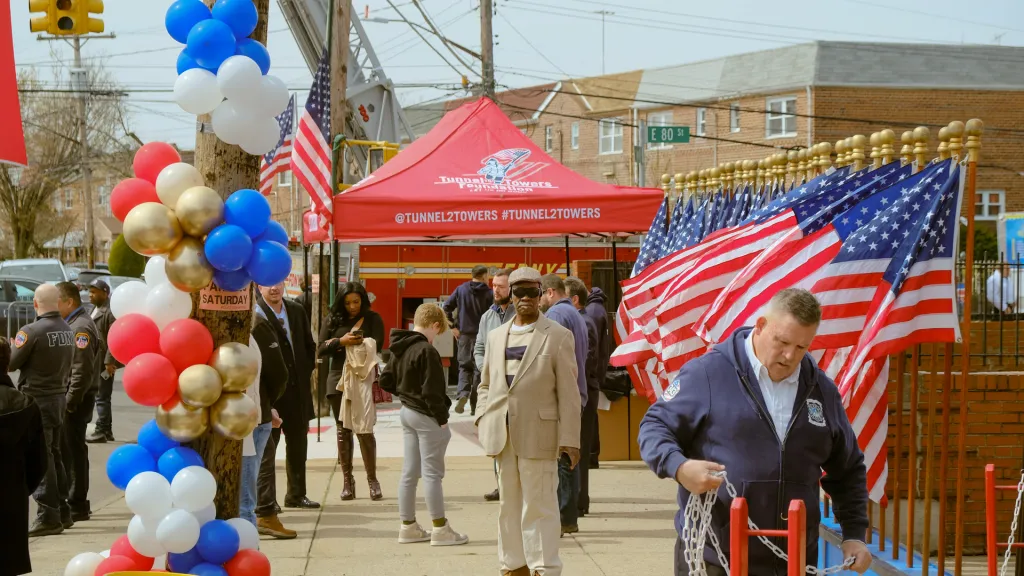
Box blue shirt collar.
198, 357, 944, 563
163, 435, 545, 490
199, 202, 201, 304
64, 306, 85, 322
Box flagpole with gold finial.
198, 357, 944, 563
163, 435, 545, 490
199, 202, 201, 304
935, 120, 954, 576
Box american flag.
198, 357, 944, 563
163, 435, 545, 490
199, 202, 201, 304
258, 94, 296, 196
291, 48, 333, 219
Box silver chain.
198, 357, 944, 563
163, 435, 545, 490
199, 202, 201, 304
681, 472, 856, 576
1000, 470, 1024, 576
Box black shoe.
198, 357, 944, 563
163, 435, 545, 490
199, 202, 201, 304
454, 398, 467, 414
86, 431, 114, 443
560, 524, 579, 537
284, 496, 320, 509
484, 488, 499, 502
71, 511, 91, 522
28, 520, 64, 537
577, 508, 588, 517
60, 510, 74, 530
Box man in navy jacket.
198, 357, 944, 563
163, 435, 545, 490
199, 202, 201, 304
444, 265, 494, 415
638, 288, 871, 576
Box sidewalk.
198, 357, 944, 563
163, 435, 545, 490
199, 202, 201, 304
30, 408, 681, 575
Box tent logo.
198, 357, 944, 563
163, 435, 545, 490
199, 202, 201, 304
435, 148, 556, 192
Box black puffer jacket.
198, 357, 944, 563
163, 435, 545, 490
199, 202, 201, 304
379, 329, 451, 426
0, 374, 47, 575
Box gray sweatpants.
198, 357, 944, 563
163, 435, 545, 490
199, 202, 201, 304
398, 406, 452, 523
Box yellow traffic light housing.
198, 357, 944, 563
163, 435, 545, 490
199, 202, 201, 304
28, 0, 104, 35
77, 0, 105, 34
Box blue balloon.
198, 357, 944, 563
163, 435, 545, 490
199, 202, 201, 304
213, 268, 251, 292
197, 520, 240, 564
205, 224, 254, 272
158, 446, 205, 482
235, 38, 271, 75
106, 444, 157, 490
169, 548, 205, 572
177, 50, 201, 74
190, 563, 229, 576
224, 188, 271, 238
246, 240, 292, 287
138, 418, 180, 460
254, 220, 289, 246
212, 0, 258, 39
166, 0, 212, 44
186, 19, 237, 71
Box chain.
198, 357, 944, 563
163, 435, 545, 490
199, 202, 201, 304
681, 471, 856, 576
1000, 469, 1024, 576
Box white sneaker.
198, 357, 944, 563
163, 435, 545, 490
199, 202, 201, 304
430, 521, 469, 546
398, 522, 432, 544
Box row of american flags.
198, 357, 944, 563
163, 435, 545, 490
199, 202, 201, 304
259, 48, 334, 226
612, 155, 967, 503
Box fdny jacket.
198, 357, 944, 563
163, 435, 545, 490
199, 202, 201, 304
638, 327, 868, 576
65, 307, 101, 412
9, 311, 74, 398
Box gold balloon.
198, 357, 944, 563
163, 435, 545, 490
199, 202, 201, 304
178, 364, 223, 409
175, 186, 224, 237
123, 202, 183, 256
166, 236, 214, 292
156, 397, 209, 442
209, 342, 259, 392
210, 392, 258, 440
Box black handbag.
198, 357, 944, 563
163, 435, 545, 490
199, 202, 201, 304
601, 366, 633, 402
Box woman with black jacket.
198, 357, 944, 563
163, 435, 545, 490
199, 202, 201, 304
317, 282, 386, 501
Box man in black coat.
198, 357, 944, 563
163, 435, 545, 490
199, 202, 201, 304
255, 282, 319, 511
87, 279, 118, 444
0, 338, 48, 576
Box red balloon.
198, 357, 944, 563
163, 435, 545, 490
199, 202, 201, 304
161, 392, 182, 411
108, 314, 161, 365
94, 555, 138, 576
111, 178, 160, 222
123, 352, 178, 407
224, 549, 271, 576
110, 535, 156, 570
160, 319, 214, 374
134, 142, 181, 184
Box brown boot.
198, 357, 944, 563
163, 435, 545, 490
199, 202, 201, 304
256, 514, 297, 539
501, 567, 530, 576
339, 427, 355, 501
358, 433, 383, 501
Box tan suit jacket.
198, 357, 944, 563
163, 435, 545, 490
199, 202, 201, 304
475, 315, 581, 460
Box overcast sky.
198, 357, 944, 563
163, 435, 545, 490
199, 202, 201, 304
11, 0, 1024, 149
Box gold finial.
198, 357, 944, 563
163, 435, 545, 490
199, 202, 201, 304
723, 163, 735, 190
710, 167, 721, 188
869, 132, 882, 169
900, 131, 913, 165
912, 127, 930, 168
774, 153, 787, 180
965, 118, 983, 163
660, 174, 671, 194
756, 159, 765, 185
879, 129, 896, 165
937, 127, 950, 161
796, 149, 807, 176
674, 172, 685, 196
835, 139, 847, 167
698, 169, 708, 192
850, 134, 867, 171
947, 120, 965, 160
818, 142, 833, 170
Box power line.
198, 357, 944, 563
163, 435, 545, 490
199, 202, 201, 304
496, 12, 569, 77
838, 0, 1024, 35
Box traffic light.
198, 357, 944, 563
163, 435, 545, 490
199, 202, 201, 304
28, 0, 104, 35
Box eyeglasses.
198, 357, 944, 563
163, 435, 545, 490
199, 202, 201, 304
512, 286, 541, 299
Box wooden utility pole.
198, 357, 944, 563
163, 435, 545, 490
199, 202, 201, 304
72, 36, 95, 268
189, 0, 270, 519
480, 0, 494, 99
330, 0, 351, 139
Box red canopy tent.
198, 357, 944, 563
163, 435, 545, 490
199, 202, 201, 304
0, 1, 27, 167
331, 98, 663, 242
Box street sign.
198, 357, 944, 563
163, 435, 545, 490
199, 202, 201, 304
647, 125, 690, 144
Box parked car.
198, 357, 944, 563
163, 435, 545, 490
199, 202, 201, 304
76, 268, 112, 302
0, 276, 41, 338
0, 258, 70, 284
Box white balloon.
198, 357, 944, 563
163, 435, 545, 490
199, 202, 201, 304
153, 555, 167, 570
217, 56, 263, 108
145, 282, 193, 329
156, 509, 201, 554
128, 514, 166, 558
99, 549, 110, 558
126, 471, 174, 522
227, 517, 260, 550
211, 100, 246, 146
110, 280, 150, 318
254, 74, 289, 117
170, 466, 217, 512
64, 552, 105, 576
240, 115, 282, 156
174, 68, 224, 116
144, 256, 169, 287
156, 163, 205, 209
193, 503, 216, 526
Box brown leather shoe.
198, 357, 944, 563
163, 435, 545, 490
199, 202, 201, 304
257, 514, 297, 539
358, 433, 383, 501
501, 567, 530, 576
339, 428, 355, 500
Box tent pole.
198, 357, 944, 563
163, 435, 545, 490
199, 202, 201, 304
611, 238, 619, 308
565, 235, 571, 275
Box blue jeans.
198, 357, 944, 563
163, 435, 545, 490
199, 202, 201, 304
240, 422, 273, 525
557, 454, 580, 527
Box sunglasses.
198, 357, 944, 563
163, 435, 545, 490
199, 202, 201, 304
512, 286, 541, 299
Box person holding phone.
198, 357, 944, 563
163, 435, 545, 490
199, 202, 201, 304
318, 282, 386, 501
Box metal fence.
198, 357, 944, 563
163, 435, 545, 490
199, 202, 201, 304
957, 258, 1024, 365
3, 301, 36, 340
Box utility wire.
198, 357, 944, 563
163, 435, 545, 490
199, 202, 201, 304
410, 0, 481, 76
496, 12, 570, 77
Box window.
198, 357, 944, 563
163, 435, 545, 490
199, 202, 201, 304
278, 171, 292, 186
598, 118, 623, 154
545, 125, 553, 152
54, 191, 63, 213
97, 185, 111, 216
730, 104, 740, 133
570, 122, 579, 150
766, 97, 797, 138
976, 190, 1005, 220
64, 189, 74, 209
647, 111, 673, 150
696, 108, 707, 136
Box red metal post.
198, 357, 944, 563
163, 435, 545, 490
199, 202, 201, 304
986, 464, 998, 576
732, 498, 749, 576
788, 500, 808, 576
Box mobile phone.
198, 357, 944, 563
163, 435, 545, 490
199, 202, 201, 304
352, 329, 364, 337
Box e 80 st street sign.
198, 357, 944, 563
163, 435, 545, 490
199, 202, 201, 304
647, 125, 691, 144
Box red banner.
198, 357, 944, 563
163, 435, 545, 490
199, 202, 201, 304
0, 1, 27, 166
302, 209, 330, 244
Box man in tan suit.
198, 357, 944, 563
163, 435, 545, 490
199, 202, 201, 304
476, 267, 581, 576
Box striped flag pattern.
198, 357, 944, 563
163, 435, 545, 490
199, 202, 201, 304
259, 94, 296, 196
291, 48, 333, 220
